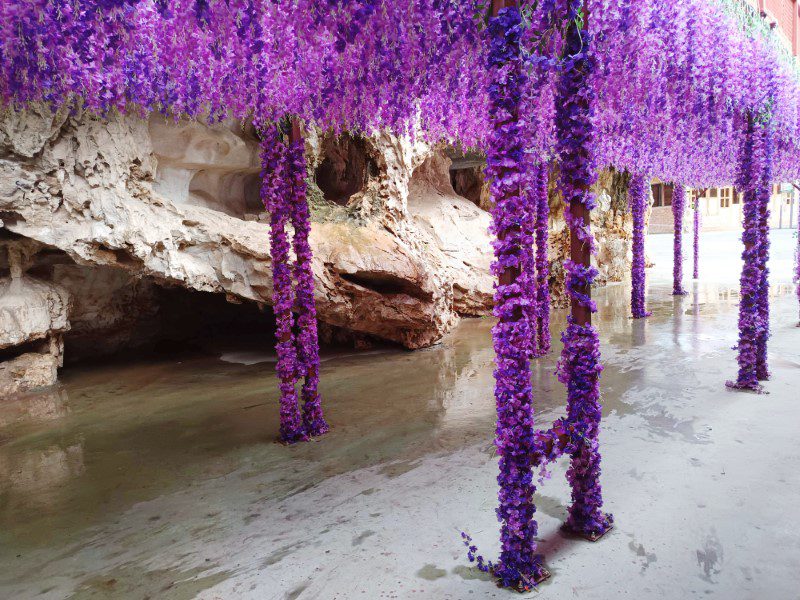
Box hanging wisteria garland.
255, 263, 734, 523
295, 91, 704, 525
629, 174, 651, 318
534, 163, 552, 356
6, 0, 800, 185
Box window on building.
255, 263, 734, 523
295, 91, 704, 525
651, 184, 661, 207
663, 184, 673, 207
710, 188, 718, 197
651, 183, 674, 207
720, 187, 732, 208
732, 189, 740, 204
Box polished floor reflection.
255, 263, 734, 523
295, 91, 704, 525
1, 230, 798, 599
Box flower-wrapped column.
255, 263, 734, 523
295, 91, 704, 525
534, 162, 551, 356
672, 184, 687, 295
260, 123, 328, 442
261, 128, 305, 442
287, 130, 329, 436
554, 0, 612, 541
629, 174, 650, 318
693, 193, 701, 280
755, 123, 773, 381
728, 115, 763, 392
481, 3, 544, 589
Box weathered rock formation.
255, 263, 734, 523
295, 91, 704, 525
0, 106, 633, 393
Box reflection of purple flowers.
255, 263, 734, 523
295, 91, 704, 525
260, 126, 328, 443
629, 174, 651, 318
672, 184, 687, 296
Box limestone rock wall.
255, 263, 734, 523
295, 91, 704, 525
0, 106, 634, 393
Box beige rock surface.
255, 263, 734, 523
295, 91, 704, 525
0, 107, 634, 390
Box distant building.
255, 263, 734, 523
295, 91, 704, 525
746, 0, 800, 56
649, 1, 800, 233
648, 182, 797, 233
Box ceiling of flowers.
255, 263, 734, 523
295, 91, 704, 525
2, 0, 798, 187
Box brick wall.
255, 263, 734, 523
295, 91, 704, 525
747, 0, 798, 55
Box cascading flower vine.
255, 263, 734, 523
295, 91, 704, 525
672, 184, 688, 296
629, 174, 651, 318
534, 162, 551, 356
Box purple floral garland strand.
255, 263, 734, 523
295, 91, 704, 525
522, 152, 539, 358
534, 162, 551, 356
260, 127, 305, 442
287, 136, 329, 436
755, 120, 773, 381
629, 174, 651, 318
672, 184, 688, 295
555, 0, 613, 541
728, 114, 764, 392
693, 193, 700, 280
463, 6, 544, 591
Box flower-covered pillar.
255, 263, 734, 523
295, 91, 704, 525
554, 0, 613, 541
629, 174, 650, 318
672, 184, 688, 295
288, 123, 329, 436
729, 114, 768, 391
481, 0, 542, 589
260, 121, 328, 442
534, 163, 551, 356
755, 121, 773, 381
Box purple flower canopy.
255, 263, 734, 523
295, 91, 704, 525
3, 0, 800, 186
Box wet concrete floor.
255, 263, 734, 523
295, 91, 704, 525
1, 229, 799, 599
